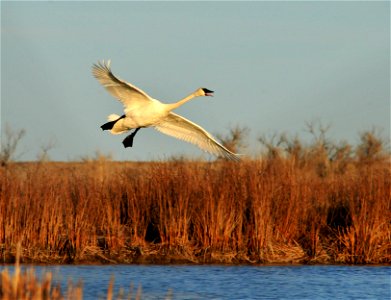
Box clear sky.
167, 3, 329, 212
2, 1, 390, 161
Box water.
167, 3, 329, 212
2, 265, 390, 299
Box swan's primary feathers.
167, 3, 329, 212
154, 113, 239, 161
92, 60, 240, 161
92, 60, 153, 109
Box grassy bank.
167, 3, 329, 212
1, 148, 389, 265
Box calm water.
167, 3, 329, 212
2, 265, 390, 299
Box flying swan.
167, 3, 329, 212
92, 60, 240, 161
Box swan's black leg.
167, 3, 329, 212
122, 128, 141, 148
100, 115, 126, 131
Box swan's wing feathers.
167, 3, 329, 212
154, 113, 240, 161
92, 60, 152, 108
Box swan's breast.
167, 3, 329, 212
125, 99, 169, 127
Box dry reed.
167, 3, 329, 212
0, 136, 390, 265
0, 245, 157, 299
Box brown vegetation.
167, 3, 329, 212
1, 244, 80, 300
0, 245, 153, 299
1, 265, 149, 300
0, 131, 390, 265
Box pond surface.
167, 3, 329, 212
2, 265, 390, 299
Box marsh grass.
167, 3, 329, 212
0, 132, 390, 265
0, 245, 160, 299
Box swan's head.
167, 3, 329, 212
194, 88, 214, 97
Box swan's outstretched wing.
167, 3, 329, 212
154, 113, 240, 161
92, 60, 152, 109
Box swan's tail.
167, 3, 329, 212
100, 114, 125, 131
108, 114, 121, 121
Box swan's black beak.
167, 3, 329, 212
202, 88, 214, 97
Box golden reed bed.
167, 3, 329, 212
0, 153, 390, 265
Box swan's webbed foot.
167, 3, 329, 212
100, 120, 117, 131
100, 115, 126, 131
122, 128, 141, 148
122, 135, 135, 148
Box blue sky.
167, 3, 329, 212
2, 1, 390, 161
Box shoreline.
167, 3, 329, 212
1, 246, 390, 266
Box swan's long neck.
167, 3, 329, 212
165, 92, 198, 111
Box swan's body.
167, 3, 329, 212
92, 60, 239, 161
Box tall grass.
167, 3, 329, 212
0, 133, 390, 264
0, 245, 156, 299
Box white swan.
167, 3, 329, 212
92, 60, 240, 161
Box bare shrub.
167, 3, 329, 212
217, 125, 249, 155
356, 129, 389, 164
258, 132, 285, 159
0, 124, 26, 166
36, 138, 56, 162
